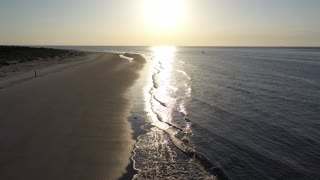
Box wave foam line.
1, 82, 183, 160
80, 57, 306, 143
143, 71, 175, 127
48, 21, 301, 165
143, 55, 229, 179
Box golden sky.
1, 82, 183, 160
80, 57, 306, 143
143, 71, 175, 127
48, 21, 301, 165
0, 0, 319, 46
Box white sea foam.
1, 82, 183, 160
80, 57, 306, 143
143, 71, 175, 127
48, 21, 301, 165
119, 54, 134, 62
131, 50, 215, 179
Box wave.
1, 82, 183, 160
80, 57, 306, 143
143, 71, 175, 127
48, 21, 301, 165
131, 54, 230, 179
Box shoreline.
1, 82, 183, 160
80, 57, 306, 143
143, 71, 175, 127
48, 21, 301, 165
0, 51, 146, 179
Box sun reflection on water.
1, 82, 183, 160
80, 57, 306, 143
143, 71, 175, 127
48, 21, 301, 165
134, 47, 213, 178
151, 46, 176, 63
145, 46, 192, 135
144, 46, 177, 130
151, 46, 176, 122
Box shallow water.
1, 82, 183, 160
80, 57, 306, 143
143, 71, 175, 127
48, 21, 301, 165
53, 46, 320, 180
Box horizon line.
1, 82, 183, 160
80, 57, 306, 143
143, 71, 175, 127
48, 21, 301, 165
1, 45, 320, 48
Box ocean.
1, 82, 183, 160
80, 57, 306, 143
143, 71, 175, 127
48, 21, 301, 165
50, 46, 320, 180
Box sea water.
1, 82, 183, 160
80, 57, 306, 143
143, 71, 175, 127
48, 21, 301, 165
52, 46, 320, 180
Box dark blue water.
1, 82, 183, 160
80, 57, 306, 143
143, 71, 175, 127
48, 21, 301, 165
175, 47, 320, 179
50, 46, 320, 180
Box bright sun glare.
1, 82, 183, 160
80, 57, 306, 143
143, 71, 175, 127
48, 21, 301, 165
145, 0, 184, 30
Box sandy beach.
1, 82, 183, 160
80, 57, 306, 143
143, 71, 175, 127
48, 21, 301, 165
0, 52, 146, 180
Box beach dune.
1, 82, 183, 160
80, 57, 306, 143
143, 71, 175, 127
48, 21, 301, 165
0, 52, 145, 180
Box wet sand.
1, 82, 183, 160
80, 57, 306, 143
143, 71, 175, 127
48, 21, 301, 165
0, 52, 146, 180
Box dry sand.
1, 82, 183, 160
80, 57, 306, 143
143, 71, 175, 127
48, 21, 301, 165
0, 52, 146, 180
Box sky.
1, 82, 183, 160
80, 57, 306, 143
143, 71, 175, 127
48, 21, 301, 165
0, 0, 319, 46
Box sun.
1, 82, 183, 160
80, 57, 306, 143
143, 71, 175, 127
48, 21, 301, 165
145, 0, 184, 31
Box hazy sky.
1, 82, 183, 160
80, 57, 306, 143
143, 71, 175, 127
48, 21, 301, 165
1, 0, 319, 46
